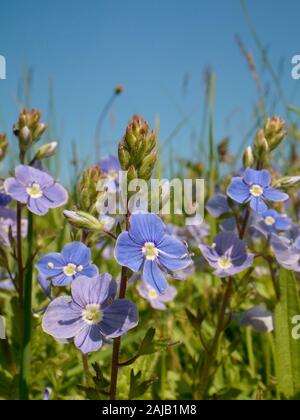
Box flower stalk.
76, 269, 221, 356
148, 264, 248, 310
19, 211, 34, 400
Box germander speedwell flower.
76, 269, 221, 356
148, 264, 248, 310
36, 241, 98, 286
115, 213, 192, 294
42, 273, 138, 354
199, 231, 254, 277
227, 168, 288, 213
4, 165, 68, 216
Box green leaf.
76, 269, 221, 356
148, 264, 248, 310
91, 362, 110, 390
138, 327, 156, 356
128, 369, 156, 400
275, 269, 300, 398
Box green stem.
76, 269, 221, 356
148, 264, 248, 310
197, 276, 233, 399
19, 211, 34, 400
16, 203, 24, 303
109, 214, 130, 400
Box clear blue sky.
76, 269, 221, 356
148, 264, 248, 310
0, 0, 300, 181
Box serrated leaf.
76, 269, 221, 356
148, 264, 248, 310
138, 327, 156, 356
128, 369, 156, 400
275, 269, 300, 398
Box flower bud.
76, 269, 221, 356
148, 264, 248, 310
254, 129, 269, 161
77, 166, 103, 212
243, 146, 254, 168
273, 176, 300, 189
114, 84, 124, 95
63, 210, 106, 231
13, 109, 47, 153
118, 115, 157, 179
118, 145, 131, 170
138, 152, 158, 181
0, 134, 8, 162
34, 142, 58, 160
264, 116, 287, 151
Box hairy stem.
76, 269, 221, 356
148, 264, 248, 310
19, 211, 34, 400
16, 203, 24, 303
109, 215, 130, 400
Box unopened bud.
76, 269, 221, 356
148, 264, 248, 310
138, 153, 158, 181
118, 146, 131, 170
14, 109, 47, 154
118, 115, 157, 178
273, 176, 300, 189
264, 116, 287, 151
243, 146, 254, 168
254, 129, 269, 161
34, 142, 58, 160
63, 210, 106, 231
77, 166, 103, 212
32, 123, 47, 143
114, 85, 124, 95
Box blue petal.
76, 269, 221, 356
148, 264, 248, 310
4, 178, 28, 203
100, 299, 138, 338
227, 177, 250, 204
244, 168, 271, 187
129, 213, 165, 244
275, 216, 291, 231
28, 197, 49, 216
99, 155, 121, 173
250, 197, 267, 213
62, 242, 91, 265
51, 272, 70, 286
206, 193, 230, 217
143, 260, 168, 293
37, 274, 51, 299
36, 252, 65, 277
213, 231, 242, 256
81, 264, 99, 278
114, 232, 144, 272
74, 324, 103, 354
157, 234, 192, 271
0, 193, 12, 207
71, 274, 117, 308
263, 187, 289, 202
42, 296, 84, 339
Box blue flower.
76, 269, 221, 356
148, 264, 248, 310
115, 213, 192, 294
271, 234, 300, 272
42, 273, 138, 354
0, 192, 12, 207
227, 168, 288, 213
233, 305, 274, 333
4, 165, 68, 216
199, 231, 254, 277
206, 193, 230, 218
137, 282, 177, 311
36, 241, 98, 286
98, 155, 121, 192
257, 209, 291, 236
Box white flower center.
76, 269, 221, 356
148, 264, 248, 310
265, 216, 275, 226
82, 303, 102, 325
142, 242, 159, 261
217, 256, 232, 269
26, 182, 43, 199
148, 288, 158, 299
250, 184, 263, 197
63, 263, 82, 277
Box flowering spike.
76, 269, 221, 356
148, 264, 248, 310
118, 115, 157, 180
